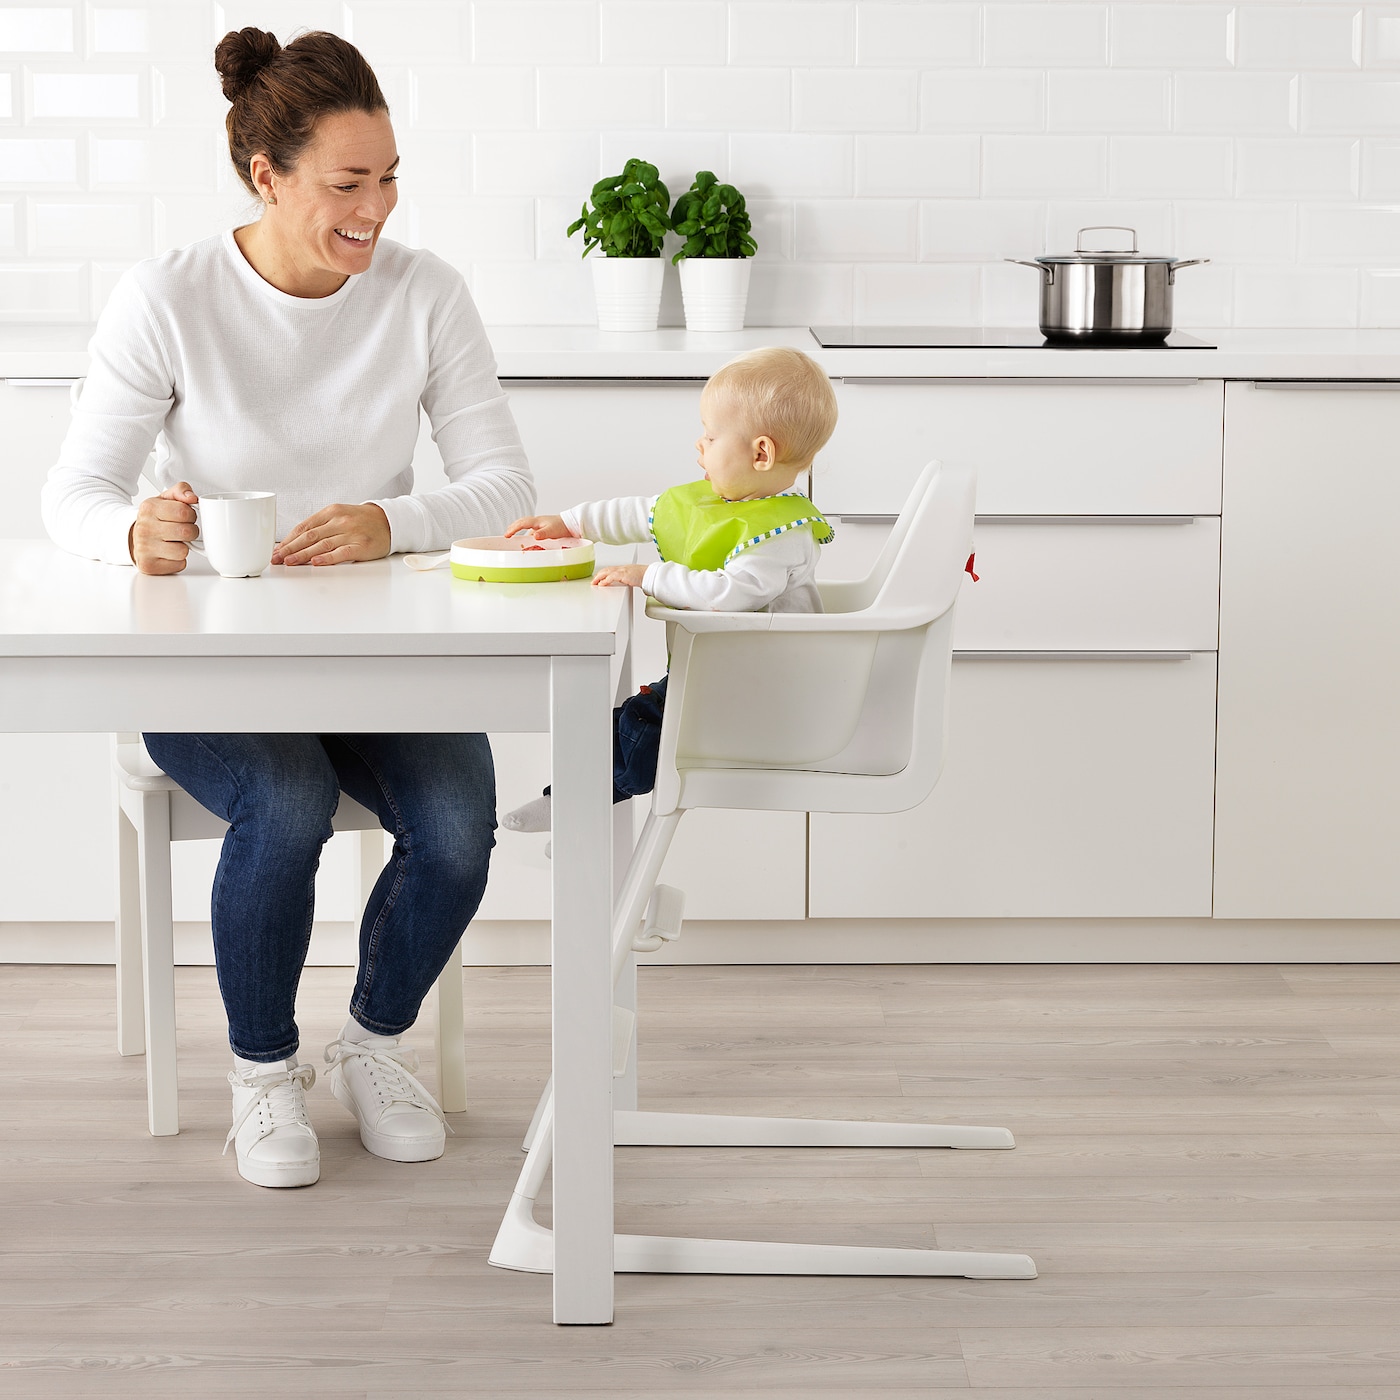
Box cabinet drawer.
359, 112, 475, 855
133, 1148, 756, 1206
414, 380, 705, 508
817, 379, 1223, 517
821, 515, 1221, 652
809, 653, 1218, 919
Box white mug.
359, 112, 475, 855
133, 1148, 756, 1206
192, 492, 277, 578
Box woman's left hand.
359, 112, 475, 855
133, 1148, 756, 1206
273, 503, 392, 566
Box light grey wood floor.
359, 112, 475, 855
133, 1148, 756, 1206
3, 959, 1400, 1397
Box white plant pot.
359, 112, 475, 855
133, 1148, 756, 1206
590, 256, 665, 332
678, 257, 753, 332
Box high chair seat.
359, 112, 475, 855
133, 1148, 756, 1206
113, 735, 467, 1136
490, 461, 1037, 1282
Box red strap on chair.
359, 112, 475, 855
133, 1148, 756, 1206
965, 552, 979, 582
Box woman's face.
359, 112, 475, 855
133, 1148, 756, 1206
263, 108, 399, 288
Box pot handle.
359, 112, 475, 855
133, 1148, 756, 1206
1077, 225, 1138, 253
1004, 257, 1054, 286
1167, 257, 1210, 283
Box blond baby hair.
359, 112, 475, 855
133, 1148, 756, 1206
704, 346, 839, 470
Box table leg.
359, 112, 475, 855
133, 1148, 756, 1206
549, 654, 615, 1324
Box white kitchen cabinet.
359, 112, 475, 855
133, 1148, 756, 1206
818, 378, 1224, 516
1, 377, 76, 539
0, 380, 108, 923
0, 733, 113, 920
1214, 381, 1400, 918
810, 654, 1219, 919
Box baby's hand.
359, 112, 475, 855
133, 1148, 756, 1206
506, 514, 571, 540
592, 563, 649, 589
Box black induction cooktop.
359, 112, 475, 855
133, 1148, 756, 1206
809, 326, 1216, 349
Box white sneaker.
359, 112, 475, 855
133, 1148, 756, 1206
324, 1034, 450, 1163
224, 1060, 320, 1189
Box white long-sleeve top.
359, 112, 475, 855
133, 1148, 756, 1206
42, 230, 534, 565
562, 490, 823, 613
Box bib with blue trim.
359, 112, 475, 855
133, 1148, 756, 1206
649, 481, 834, 571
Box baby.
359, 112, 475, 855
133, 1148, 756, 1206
502, 344, 840, 834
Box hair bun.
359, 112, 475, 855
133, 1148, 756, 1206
214, 27, 281, 102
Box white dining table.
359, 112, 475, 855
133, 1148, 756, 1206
0, 538, 629, 1325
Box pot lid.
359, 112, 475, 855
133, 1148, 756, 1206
1036, 249, 1175, 264
1035, 224, 1173, 264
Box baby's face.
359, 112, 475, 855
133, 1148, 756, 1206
695, 391, 767, 501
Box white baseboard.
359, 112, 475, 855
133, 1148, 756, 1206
6, 917, 1400, 966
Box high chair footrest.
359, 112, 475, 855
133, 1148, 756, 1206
613, 1109, 1015, 1150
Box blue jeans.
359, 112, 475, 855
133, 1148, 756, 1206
140, 732, 496, 1063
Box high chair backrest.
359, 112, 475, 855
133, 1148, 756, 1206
646, 462, 975, 819
816, 458, 942, 616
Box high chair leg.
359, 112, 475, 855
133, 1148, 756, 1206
492, 797, 1035, 1282
612, 1111, 1014, 1150
608, 810, 683, 988
490, 1092, 1035, 1280
520, 809, 685, 1151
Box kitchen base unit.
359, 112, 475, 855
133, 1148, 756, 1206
810, 654, 1219, 920
1215, 381, 1400, 919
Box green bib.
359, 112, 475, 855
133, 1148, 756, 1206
648, 480, 834, 571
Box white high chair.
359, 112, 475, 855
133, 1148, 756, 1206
490, 461, 1037, 1280
113, 735, 467, 1137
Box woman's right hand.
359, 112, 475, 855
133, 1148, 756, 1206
505, 513, 571, 540
129, 482, 199, 575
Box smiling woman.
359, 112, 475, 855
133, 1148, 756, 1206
40, 28, 534, 1191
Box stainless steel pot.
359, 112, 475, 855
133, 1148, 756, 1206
1006, 227, 1208, 344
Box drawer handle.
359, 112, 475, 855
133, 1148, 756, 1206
975, 515, 1198, 526
1250, 381, 1400, 391
4, 378, 79, 387
500, 377, 706, 387
954, 651, 1195, 663
835, 515, 1200, 526
840, 377, 1202, 387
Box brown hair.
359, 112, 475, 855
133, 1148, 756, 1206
214, 28, 388, 198
705, 347, 840, 469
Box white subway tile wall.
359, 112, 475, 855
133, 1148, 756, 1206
0, 0, 1397, 325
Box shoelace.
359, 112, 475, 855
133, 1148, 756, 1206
223, 1062, 316, 1155
322, 1038, 453, 1133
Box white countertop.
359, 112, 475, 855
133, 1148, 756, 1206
7, 323, 1400, 381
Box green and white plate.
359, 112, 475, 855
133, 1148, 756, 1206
449, 535, 595, 583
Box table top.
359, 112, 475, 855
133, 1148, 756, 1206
0, 540, 630, 658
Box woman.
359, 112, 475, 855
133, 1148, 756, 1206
43, 29, 533, 1189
